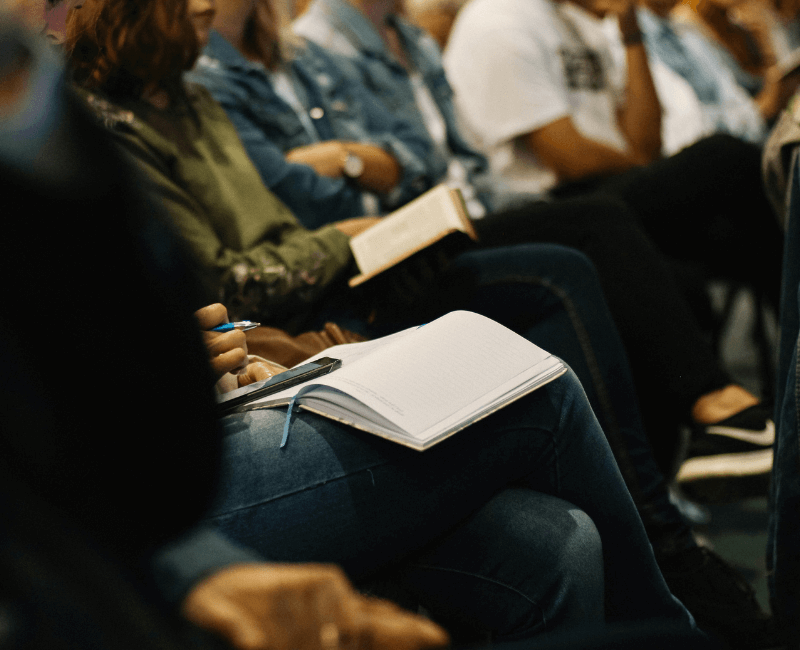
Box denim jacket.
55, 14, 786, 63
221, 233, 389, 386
187, 31, 431, 228
637, 8, 765, 144
294, 0, 495, 212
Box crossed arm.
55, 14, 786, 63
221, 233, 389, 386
526, 0, 662, 181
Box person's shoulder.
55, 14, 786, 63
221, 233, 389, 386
293, 7, 341, 50
393, 15, 444, 63
186, 52, 252, 106
73, 86, 142, 132
454, 0, 553, 37
184, 82, 238, 124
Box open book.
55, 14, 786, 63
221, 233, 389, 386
251, 311, 567, 451
348, 184, 478, 287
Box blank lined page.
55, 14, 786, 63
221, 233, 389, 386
319, 311, 552, 436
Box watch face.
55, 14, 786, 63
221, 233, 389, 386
344, 153, 365, 179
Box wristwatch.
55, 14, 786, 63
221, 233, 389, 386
342, 151, 365, 179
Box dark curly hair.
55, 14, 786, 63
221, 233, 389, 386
65, 0, 199, 102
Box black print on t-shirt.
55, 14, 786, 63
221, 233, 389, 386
560, 48, 606, 91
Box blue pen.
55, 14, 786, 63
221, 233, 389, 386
211, 321, 260, 333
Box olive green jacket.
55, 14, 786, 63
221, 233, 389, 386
80, 84, 353, 323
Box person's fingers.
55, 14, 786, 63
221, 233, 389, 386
206, 329, 248, 358
194, 303, 229, 330
210, 347, 248, 377
183, 586, 271, 650
356, 598, 449, 650
238, 361, 281, 387
182, 565, 412, 650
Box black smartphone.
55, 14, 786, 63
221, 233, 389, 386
216, 357, 341, 415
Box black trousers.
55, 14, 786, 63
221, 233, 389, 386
473, 134, 782, 465
559, 134, 782, 309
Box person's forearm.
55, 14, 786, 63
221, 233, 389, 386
555, 138, 641, 179
285, 141, 401, 195
526, 118, 642, 182
617, 9, 662, 161
755, 81, 782, 121
755, 67, 800, 121
340, 142, 401, 194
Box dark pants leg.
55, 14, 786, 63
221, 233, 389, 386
210, 370, 695, 640
474, 195, 731, 469
315, 243, 695, 558
554, 134, 784, 308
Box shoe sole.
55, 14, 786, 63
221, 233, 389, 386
677, 448, 773, 482
705, 420, 775, 446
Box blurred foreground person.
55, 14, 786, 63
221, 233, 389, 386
0, 10, 449, 650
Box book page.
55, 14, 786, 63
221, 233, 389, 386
314, 311, 553, 438
248, 326, 419, 405
350, 185, 466, 275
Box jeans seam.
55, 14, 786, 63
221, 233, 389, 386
404, 562, 547, 629
205, 462, 391, 519
477, 275, 644, 501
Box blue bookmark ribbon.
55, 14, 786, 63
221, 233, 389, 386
280, 384, 319, 449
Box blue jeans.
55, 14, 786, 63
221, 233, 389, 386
317, 244, 693, 558
208, 368, 694, 641
769, 155, 800, 644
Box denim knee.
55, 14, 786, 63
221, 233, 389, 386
396, 488, 604, 642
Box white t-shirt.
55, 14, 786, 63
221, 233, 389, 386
444, 0, 629, 194
603, 11, 765, 150
647, 60, 711, 155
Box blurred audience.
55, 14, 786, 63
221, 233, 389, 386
618, 0, 771, 150
184, 0, 784, 616
188, 0, 432, 227
194, 0, 776, 509
1, 0, 794, 647
292, 0, 780, 582
635, 0, 800, 145
0, 3, 714, 648
442, 0, 782, 337
673, 0, 800, 93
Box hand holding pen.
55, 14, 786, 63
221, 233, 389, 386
194, 304, 256, 380
210, 320, 260, 333
194, 304, 282, 392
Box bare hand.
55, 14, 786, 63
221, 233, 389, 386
286, 142, 349, 178
237, 358, 288, 388
757, 65, 800, 119
194, 304, 249, 380
182, 564, 450, 650
334, 217, 381, 237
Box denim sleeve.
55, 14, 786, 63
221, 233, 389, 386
213, 90, 368, 228
319, 62, 431, 208
352, 86, 431, 209
150, 526, 265, 606
299, 43, 432, 208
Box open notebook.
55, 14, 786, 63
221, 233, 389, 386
251, 311, 567, 450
